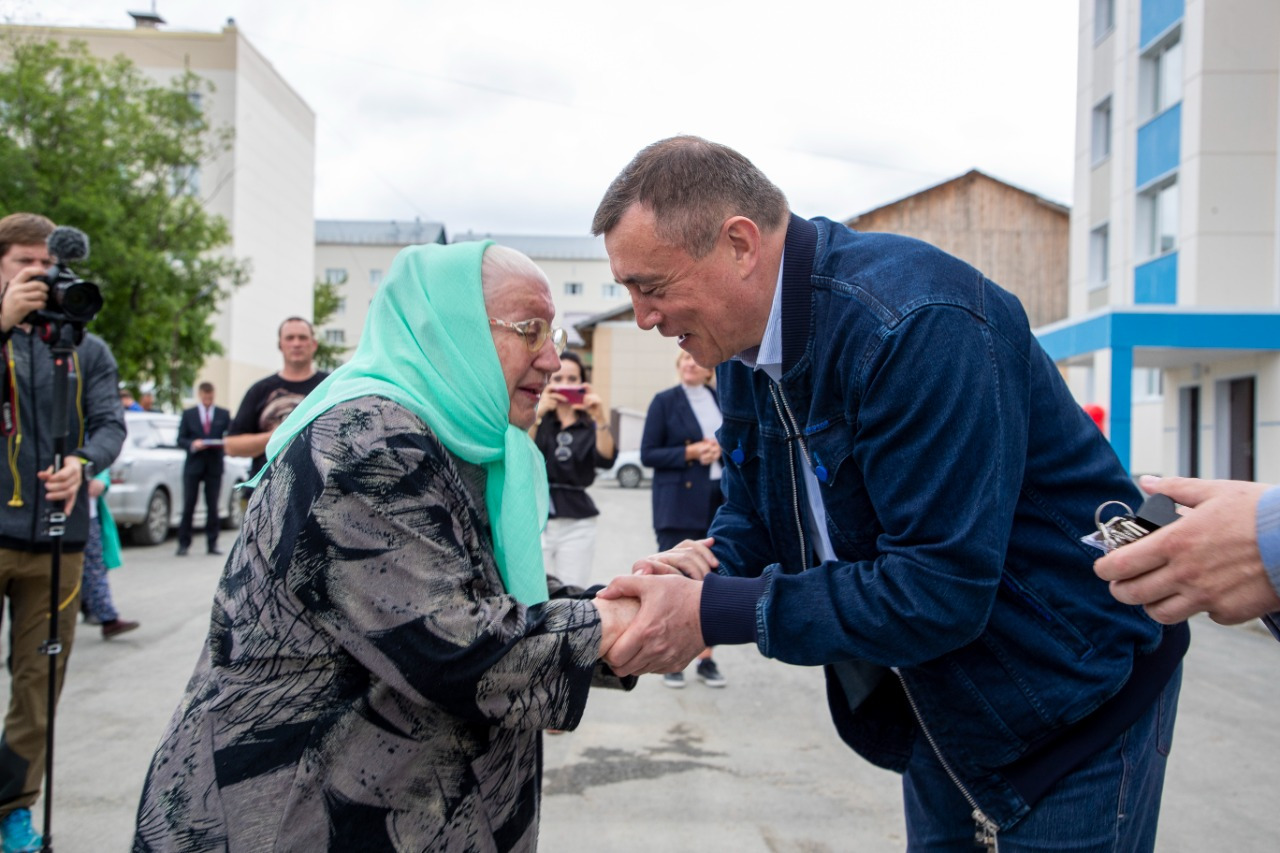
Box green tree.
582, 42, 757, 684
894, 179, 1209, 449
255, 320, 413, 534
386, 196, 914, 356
0, 36, 248, 408
312, 276, 348, 371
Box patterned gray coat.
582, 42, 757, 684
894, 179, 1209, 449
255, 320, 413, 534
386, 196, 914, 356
134, 397, 625, 852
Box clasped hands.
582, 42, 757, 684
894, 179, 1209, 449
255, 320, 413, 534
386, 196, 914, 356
593, 537, 717, 678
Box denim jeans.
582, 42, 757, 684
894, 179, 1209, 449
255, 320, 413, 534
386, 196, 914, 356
902, 664, 1182, 852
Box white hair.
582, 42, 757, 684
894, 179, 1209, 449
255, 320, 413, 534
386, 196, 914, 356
481, 243, 548, 299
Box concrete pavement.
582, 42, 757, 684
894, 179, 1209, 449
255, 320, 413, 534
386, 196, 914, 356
6, 481, 1278, 851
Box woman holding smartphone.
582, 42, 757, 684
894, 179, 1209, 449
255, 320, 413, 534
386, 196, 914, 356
533, 351, 616, 588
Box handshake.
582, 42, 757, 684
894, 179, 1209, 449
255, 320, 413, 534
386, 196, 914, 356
591, 537, 718, 678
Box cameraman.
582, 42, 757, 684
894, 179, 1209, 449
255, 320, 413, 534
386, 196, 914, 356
0, 213, 124, 852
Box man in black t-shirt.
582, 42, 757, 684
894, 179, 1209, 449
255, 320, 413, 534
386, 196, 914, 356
225, 317, 329, 480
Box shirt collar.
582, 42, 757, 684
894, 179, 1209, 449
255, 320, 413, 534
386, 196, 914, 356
734, 250, 785, 382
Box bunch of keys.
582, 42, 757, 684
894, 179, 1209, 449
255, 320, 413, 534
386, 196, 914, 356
1081, 493, 1181, 554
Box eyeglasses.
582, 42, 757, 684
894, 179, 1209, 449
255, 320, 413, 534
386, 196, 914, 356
489, 317, 568, 356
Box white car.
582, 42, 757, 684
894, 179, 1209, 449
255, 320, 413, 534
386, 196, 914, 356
105, 411, 251, 546
603, 449, 652, 489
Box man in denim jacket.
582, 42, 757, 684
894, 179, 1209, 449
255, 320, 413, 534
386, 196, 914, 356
595, 137, 1187, 850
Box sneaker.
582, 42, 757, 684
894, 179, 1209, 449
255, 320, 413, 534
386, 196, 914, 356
662, 672, 686, 689
696, 658, 726, 688
0, 807, 42, 853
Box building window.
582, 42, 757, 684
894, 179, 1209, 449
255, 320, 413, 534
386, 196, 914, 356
1094, 0, 1115, 41
1137, 177, 1178, 259
1091, 97, 1112, 165
1089, 224, 1110, 289
169, 164, 200, 197
1134, 368, 1163, 401
335, 297, 347, 316
369, 269, 383, 286
324, 329, 346, 345
564, 282, 584, 296
324, 268, 348, 285
601, 283, 624, 299
1139, 31, 1183, 120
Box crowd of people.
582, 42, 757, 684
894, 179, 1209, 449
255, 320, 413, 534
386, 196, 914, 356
0, 135, 1276, 851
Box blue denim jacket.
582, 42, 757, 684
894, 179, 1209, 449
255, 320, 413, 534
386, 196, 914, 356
707, 216, 1168, 825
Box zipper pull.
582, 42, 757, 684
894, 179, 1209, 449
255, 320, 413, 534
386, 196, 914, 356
972, 809, 998, 851
813, 451, 828, 483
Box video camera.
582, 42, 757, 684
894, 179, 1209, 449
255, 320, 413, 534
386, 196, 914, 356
25, 226, 103, 327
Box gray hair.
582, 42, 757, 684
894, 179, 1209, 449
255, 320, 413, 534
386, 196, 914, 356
481, 243, 549, 299
591, 135, 789, 258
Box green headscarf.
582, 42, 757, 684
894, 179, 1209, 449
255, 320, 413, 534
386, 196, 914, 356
251, 240, 550, 605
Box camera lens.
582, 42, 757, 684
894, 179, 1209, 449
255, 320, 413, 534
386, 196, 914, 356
55, 280, 104, 322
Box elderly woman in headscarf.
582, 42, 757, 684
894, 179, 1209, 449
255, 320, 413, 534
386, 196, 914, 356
133, 241, 639, 852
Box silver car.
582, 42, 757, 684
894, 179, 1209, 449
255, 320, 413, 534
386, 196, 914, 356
106, 411, 250, 546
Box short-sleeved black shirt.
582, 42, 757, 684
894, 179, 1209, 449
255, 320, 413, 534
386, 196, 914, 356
228, 371, 329, 477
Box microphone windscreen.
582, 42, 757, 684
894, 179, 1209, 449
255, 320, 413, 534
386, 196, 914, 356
46, 226, 90, 263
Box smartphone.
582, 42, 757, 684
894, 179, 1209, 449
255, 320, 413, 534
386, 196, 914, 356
556, 385, 586, 405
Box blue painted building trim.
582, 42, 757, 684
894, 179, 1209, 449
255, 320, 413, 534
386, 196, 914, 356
1136, 104, 1181, 187
1134, 252, 1178, 304
1141, 0, 1184, 49
1036, 310, 1280, 471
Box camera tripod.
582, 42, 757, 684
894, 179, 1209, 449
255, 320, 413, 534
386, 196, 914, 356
32, 317, 87, 853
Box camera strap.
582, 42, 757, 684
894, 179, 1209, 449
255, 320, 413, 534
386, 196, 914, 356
2, 340, 16, 438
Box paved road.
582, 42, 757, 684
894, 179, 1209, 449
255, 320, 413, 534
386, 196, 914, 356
7, 481, 1277, 850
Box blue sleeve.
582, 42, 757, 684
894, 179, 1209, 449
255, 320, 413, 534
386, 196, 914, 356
1255, 486, 1280, 594
1254, 486, 1280, 640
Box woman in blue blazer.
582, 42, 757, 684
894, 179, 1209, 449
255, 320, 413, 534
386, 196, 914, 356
641, 350, 726, 688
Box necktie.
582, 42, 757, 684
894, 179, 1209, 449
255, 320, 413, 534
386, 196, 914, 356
202, 408, 211, 435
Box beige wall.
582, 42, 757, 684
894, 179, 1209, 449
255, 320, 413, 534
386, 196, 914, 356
588, 324, 684, 450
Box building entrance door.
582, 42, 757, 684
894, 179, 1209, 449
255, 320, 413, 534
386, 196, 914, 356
1228, 377, 1256, 481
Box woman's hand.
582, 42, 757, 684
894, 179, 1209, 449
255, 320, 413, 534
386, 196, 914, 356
596, 595, 641, 658
580, 383, 604, 417
631, 537, 718, 580
536, 386, 563, 420
697, 439, 721, 466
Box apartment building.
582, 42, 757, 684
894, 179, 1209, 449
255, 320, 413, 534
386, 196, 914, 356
450, 231, 623, 347
1, 16, 317, 406
314, 219, 448, 357
1040, 0, 1280, 479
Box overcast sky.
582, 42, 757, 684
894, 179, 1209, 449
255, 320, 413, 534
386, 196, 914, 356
7, 0, 1081, 235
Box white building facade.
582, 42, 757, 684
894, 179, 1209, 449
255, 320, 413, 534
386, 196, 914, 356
1043, 0, 1280, 481
315, 224, 626, 361
4, 20, 317, 408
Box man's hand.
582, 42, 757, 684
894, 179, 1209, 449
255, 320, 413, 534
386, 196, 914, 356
596, 574, 705, 676
0, 268, 50, 333
37, 456, 84, 513
1095, 476, 1280, 624
192, 438, 208, 452
631, 537, 718, 579
595, 595, 640, 658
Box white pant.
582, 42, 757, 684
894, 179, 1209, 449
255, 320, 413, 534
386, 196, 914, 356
541, 516, 597, 589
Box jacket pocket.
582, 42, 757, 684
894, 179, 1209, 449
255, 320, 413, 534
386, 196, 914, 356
804, 423, 878, 559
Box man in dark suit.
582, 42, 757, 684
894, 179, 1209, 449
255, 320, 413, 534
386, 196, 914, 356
176, 381, 230, 556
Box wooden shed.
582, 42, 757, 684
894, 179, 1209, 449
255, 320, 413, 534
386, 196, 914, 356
846, 170, 1069, 328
